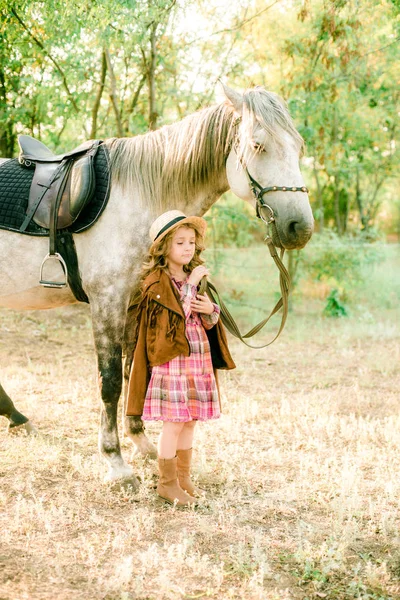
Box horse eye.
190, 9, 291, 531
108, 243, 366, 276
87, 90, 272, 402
252, 141, 265, 152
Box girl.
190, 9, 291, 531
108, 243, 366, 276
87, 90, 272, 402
126, 210, 235, 506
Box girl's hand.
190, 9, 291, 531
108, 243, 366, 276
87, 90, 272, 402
187, 265, 209, 287
191, 293, 214, 315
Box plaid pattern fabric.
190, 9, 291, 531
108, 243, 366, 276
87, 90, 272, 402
142, 278, 221, 422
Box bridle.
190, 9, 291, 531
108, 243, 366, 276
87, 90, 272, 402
231, 118, 308, 230
248, 174, 308, 222
203, 118, 309, 348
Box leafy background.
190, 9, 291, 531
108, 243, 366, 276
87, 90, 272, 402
1, 0, 399, 238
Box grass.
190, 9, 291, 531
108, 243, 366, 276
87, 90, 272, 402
0, 242, 400, 599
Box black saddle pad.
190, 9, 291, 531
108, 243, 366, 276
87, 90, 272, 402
0, 144, 110, 236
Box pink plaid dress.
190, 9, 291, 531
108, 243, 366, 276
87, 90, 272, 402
142, 277, 221, 422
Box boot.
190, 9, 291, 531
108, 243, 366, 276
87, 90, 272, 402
157, 456, 196, 507
176, 448, 205, 498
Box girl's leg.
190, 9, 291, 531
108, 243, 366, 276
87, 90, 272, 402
158, 422, 185, 459
177, 420, 197, 450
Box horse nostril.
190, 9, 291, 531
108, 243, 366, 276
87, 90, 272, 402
288, 221, 298, 236
275, 218, 313, 249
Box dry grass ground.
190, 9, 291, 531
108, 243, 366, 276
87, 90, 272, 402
1, 246, 400, 600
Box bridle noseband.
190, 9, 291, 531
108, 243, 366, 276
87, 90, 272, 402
247, 172, 308, 223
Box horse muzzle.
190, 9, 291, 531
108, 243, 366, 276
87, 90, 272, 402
271, 215, 314, 250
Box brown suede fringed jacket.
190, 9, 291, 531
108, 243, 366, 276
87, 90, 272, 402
126, 269, 236, 416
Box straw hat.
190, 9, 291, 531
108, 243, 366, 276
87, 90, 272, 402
149, 210, 207, 247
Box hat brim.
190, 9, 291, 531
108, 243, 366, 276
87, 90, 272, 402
150, 216, 207, 250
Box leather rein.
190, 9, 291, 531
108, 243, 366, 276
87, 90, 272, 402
203, 120, 309, 349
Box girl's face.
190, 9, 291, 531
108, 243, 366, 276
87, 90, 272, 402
166, 226, 196, 270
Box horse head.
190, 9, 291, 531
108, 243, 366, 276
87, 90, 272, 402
222, 83, 314, 250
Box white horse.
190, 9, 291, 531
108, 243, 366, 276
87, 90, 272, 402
0, 84, 313, 488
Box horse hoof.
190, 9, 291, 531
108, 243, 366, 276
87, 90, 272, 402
24, 421, 38, 435
131, 445, 157, 460
109, 476, 141, 494
131, 434, 157, 460
8, 420, 38, 436
104, 464, 140, 493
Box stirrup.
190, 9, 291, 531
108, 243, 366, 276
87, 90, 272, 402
39, 253, 68, 288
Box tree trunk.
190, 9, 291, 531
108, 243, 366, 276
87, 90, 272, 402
313, 162, 324, 232
365, 178, 385, 227
105, 48, 124, 138
341, 191, 349, 234
123, 73, 146, 135
355, 165, 367, 229
90, 49, 107, 139
0, 65, 15, 157
148, 23, 158, 130
334, 175, 342, 235
397, 205, 400, 243
0, 122, 15, 158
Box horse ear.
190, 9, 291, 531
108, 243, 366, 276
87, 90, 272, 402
219, 80, 243, 113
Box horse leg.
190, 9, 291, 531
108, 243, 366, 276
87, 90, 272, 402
122, 306, 157, 459
91, 303, 140, 489
0, 382, 36, 434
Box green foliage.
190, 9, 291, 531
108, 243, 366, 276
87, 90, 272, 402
272, 0, 399, 235
299, 560, 328, 583
295, 230, 386, 314
204, 194, 265, 248
0, 0, 398, 234
299, 231, 385, 287
201, 241, 398, 331
323, 288, 348, 318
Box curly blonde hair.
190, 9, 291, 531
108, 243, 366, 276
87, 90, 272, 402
141, 224, 205, 284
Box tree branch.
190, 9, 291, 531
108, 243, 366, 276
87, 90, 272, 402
11, 8, 80, 115
362, 36, 400, 58
187, 1, 280, 45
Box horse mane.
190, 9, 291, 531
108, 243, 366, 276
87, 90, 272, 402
240, 88, 304, 157
107, 87, 303, 211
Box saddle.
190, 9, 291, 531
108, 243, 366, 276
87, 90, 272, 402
18, 135, 102, 288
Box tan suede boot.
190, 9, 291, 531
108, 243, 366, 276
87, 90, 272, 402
176, 448, 205, 498
157, 456, 196, 507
